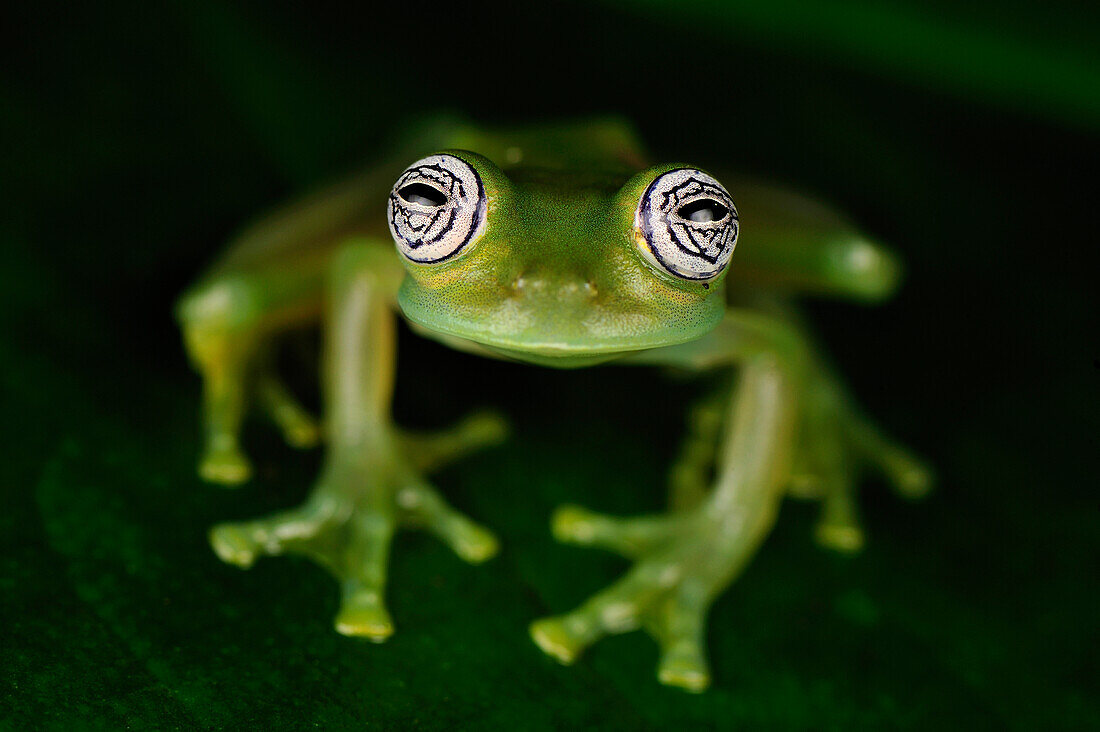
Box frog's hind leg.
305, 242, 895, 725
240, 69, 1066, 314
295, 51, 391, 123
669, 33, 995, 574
796, 371, 933, 554
667, 383, 728, 511
802, 383, 864, 553
176, 259, 328, 484
178, 288, 261, 485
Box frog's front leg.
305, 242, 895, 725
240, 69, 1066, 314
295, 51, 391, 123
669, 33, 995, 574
210, 243, 501, 639
530, 311, 804, 692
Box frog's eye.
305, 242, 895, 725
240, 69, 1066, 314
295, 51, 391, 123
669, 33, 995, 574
634, 168, 739, 281
388, 154, 487, 263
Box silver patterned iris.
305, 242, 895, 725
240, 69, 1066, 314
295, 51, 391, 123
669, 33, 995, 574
388, 154, 486, 263
634, 168, 739, 280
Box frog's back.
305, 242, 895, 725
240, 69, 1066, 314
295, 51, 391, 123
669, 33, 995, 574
721, 174, 902, 303
438, 116, 649, 172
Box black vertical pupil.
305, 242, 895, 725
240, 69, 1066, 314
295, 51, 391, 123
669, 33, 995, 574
399, 182, 448, 207
677, 198, 728, 222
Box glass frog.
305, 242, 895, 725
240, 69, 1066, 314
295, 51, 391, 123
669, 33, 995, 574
176, 118, 930, 692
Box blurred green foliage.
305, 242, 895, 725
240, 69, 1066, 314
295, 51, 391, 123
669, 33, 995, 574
1, 1, 1097, 728
616, 0, 1100, 129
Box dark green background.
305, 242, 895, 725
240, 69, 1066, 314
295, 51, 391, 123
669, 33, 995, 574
2, 1, 1097, 728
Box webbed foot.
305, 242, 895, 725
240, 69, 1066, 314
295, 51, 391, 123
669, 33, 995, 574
792, 403, 932, 555
195, 364, 324, 487
531, 504, 750, 693
210, 411, 507, 638
211, 463, 498, 640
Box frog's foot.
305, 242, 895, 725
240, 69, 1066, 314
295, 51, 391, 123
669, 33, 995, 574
532, 505, 739, 693
845, 413, 933, 501
210, 464, 498, 640
791, 409, 933, 555
199, 435, 254, 485
195, 369, 321, 485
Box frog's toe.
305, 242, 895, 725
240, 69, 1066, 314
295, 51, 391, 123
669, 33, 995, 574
813, 475, 866, 554
199, 441, 252, 486
335, 589, 395, 641
397, 482, 499, 563
455, 409, 510, 447
886, 455, 934, 499
209, 493, 341, 570
550, 504, 684, 559
529, 616, 590, 665
845, 414, 934, 499
400, 410, 510, 475
444, 519, 500, 564
209, 523, 260, 568
814, 521, 865, 554
283, 417, 322, 449
658, 643, 710, 693
256, 371, 322, 449
335, 530, 398, 642
652, 583, 712, 692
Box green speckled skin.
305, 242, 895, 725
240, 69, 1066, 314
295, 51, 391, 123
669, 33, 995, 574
176, 118, 930, 692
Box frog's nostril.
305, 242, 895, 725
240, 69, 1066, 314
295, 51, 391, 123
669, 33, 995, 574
509, 274, 596, 301
511, 274, 542, 297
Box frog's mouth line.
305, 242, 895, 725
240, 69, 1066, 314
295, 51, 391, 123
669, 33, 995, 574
455, 332, 692, 356
410, 319, 699, 354
395, 277, 725, 366
418, 330, 677, 369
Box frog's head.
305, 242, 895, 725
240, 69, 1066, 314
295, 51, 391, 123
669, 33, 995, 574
388, 151, 738, 368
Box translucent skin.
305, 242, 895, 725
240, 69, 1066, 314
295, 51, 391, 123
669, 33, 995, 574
176, 118, 930, 692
